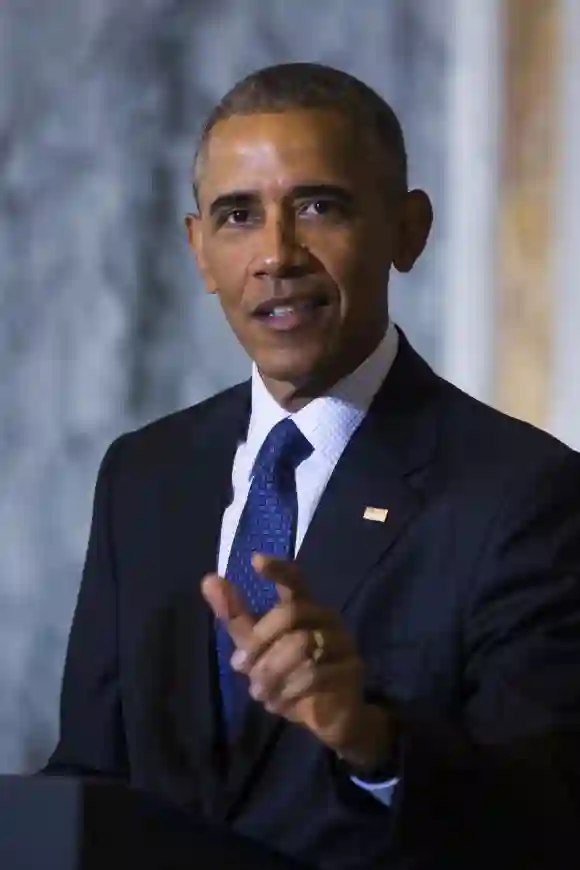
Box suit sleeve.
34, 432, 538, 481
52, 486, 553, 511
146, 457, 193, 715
42, 438, 129, 778
385, 452, 580, 869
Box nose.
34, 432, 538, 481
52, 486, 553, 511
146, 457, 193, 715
253, 212, 310, 279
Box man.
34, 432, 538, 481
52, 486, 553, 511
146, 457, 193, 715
45, 64, 580, 869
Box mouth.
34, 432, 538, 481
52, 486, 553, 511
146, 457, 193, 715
251, 292, 332, 333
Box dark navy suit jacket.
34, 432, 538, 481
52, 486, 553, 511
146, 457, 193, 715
46, 334, 580, 869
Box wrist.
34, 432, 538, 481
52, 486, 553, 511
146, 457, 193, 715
334, 701, 398, 774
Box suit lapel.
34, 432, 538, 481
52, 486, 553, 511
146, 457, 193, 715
298, 335, 441, 614
160, 384, 250, 814
221, 335, 443, 818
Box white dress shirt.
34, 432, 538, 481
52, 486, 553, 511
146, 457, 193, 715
217, 321, 400, 806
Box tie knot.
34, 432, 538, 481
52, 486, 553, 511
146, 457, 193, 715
253, 418, 312, 480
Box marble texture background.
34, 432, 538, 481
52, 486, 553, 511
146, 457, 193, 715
0, 0, 448, 772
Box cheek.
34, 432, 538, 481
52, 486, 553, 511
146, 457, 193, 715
318, 238, 388, 305
356, 226, 394, 289
307, 231, 359, 287
204, 243, 250, 306
311, 222, 390, 285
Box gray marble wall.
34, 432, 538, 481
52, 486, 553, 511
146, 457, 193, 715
0, 0, 449, 772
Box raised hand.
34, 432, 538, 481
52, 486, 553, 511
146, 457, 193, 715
202, 554, 395, 769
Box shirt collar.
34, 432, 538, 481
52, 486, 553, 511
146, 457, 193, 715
244, 321, 399, 475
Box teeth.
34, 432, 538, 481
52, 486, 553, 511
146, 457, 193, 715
269, 306, 295, 317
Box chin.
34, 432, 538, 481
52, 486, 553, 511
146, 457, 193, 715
255, 346, 325, 388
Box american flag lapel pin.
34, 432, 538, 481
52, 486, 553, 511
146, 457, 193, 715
363, 506, 389, 523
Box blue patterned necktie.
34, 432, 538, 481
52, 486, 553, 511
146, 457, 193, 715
216, 418, 313, 740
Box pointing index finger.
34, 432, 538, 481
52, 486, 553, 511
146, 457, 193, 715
252, 553, 308, 603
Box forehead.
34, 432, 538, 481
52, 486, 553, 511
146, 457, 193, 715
198, 110, 371, 202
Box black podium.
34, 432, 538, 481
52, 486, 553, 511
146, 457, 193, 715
0, 775, 305, 869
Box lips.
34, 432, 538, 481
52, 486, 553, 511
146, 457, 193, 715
251, 292, 331, 333
252, 292, 330, 318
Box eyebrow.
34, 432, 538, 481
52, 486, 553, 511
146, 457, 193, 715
208, 184, 354, 217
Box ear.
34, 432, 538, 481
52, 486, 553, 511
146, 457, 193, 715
184, 212, 218, 294
392, 190, 433, 274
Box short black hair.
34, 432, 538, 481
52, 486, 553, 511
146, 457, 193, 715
192, 62, 408, 206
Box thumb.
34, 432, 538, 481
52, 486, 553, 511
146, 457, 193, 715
201, 573, 255, 650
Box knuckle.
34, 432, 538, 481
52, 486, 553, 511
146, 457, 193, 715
284, 601, 299, 626
251, 653, 274, 683
252, 660, 267, 682
297, 630, 311, 658
296, 660, 314, 687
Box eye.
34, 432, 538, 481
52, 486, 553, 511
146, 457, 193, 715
299, 199, 346, 218
224, 208, 252, 226
214, 206, 262, 228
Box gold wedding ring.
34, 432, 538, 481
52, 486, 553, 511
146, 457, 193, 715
311, 629, 325, 664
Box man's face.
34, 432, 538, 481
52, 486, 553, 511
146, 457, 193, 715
188, 109, 429, 398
